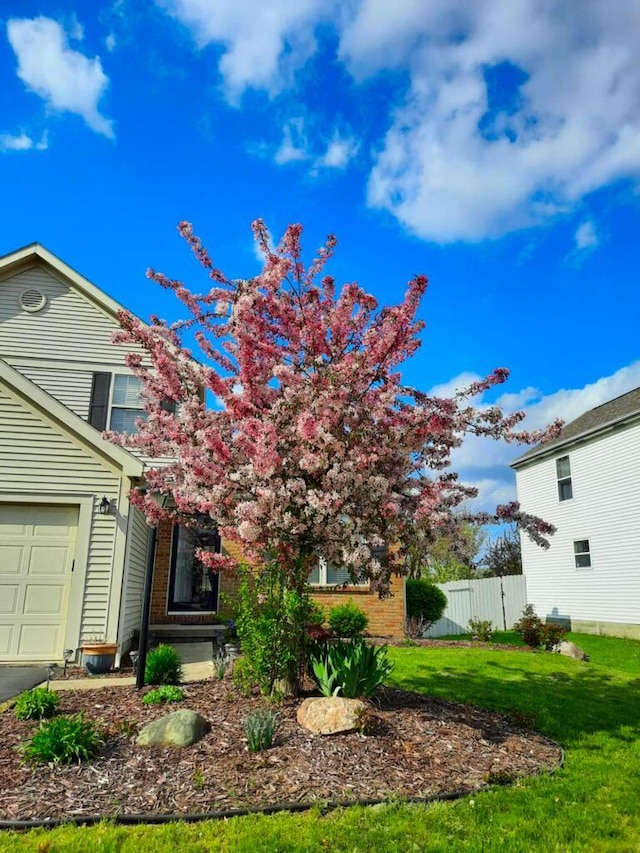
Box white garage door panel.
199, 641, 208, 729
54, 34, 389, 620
0, 504, 78, 661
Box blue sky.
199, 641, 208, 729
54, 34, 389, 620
1, 0, 639, 511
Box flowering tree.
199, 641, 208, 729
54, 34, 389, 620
110, 220, 561, 601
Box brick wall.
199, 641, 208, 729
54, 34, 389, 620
150, 529, 405, 637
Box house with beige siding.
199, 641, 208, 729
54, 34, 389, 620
511, 388, 640, 639
0, 244, 405, 664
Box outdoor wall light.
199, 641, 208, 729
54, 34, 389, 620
99, 496, 112, 515
63, 648, 74, 677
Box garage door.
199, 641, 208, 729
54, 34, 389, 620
0, 504, 78, 661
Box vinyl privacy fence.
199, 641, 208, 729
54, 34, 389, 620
425, 575, 527, 638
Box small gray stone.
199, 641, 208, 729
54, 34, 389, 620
555, 640, 589, 661
297, 696, 367, 735
137, 709, 209, 747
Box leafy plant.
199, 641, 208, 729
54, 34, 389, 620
468, 618, 494, 642
406, 579, 447, 627
244, 708, 279, 752
20, 714, 103, 765
14, 687, 60, 721
309, 638, 393, 698
212, 648, 229, 680
144, 643, 183, 685
328, 600, 369, 638
142, 685, 184, 705
235, 563, 316, 695
513, 604, 568, 650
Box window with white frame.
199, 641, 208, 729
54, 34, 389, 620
556, 455, 573, 501
308, 545, 386, 586
573, 539, 591, 569
109, 374, 148, 434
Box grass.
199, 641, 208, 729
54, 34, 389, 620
2, 637, 640, 851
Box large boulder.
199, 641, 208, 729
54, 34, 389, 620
297, 696, 367, 735
555, 640, 589, 661
137, 709, 209, 747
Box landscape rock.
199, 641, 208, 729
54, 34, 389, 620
297, 696, 367, 735
555, 640, 589, 661
137, 709, 209, 747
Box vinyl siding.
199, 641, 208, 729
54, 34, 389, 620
515, 420, 640, 627
120, 505, 150, 644
12, 366, 93, 420
0, 385, 122, 641
0, 266, 135, 366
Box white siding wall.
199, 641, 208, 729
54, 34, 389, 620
516, 421, 640, 628
120, 505, 150, 645
0, 386, 121, 641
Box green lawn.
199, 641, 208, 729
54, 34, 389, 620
2, 637, 639, 852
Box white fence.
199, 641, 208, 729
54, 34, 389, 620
425, 575, 527, 638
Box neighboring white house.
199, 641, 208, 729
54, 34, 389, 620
511, 388, 640, 639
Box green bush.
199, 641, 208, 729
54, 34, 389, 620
328, 600, 369, 638
406, 579, 447, 626
144, 644, 183, 685
310, 637, 393, 698
513, 604, 569, 650
142, 685, 184, 705
20, 713, 103, 765
244, 708, 279, 752
14, 687, 60, 721
235, 563, 315, 695
468, 618, 494, 642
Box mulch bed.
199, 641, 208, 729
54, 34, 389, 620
0, 676, 561, 822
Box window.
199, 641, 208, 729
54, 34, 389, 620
168, 525, 221, 613
308, 545, 386, 586
574, 539, 591, 569
109, 374, 148, 434
556, 456, 573, 501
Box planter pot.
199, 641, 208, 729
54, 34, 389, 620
81, 643, 119, 675
224, 642, 240, 661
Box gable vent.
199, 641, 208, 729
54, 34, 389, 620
20, 289, 47, 313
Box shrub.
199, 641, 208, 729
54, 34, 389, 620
468, 618, 494, 642
244, 708, 279, 752
404, 615, 429, 640
144, 644, 183, 685
142, 685, 184, 705
235, 563, 315, 695
309, 637, 393, 698
328, 600, 369, 638
21, 714, 102, 765
14, 687, 60, 721
406, 580, 447, 627
513, 604, 569, 650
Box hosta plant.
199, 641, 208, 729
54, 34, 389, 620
142, 685, 185, 705
14, 687, 60, 721
20, 713, 103, 765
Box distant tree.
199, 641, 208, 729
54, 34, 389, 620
482, 526, 523, 577
405, 514, 485, 582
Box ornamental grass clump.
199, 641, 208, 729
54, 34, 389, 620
310, 637, 393, 698
244, 708, 279, 752
144, 643, 183, 685
14, 687, 60, 721
21, 713, 103, 765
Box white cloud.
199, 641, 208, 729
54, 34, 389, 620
343, 0, 640, 241
272, 119, 359, 174
0, 130, 48, 152
156, 0, 330, 102
312, 132, 359, 172
274, 118, 309, 165
105, 33, 117, 52
438, 361, 640, 512
7, 16, 114, 139
574, 221, 599, 252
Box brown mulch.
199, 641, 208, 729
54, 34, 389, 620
0, 678, 561, 822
